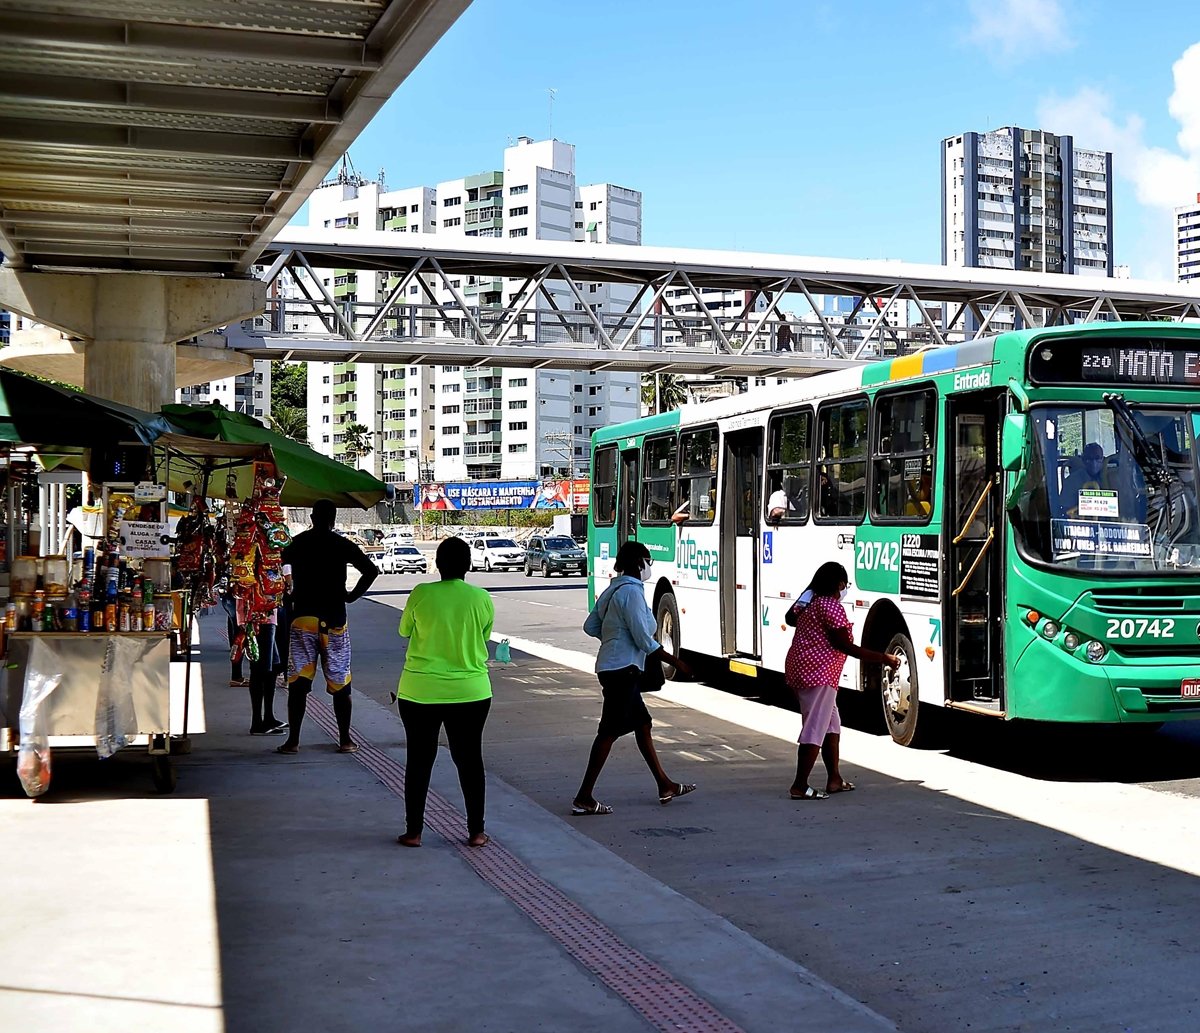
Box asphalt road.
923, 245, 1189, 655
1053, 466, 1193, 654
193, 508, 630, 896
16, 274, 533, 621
354, 565, 1200, 1032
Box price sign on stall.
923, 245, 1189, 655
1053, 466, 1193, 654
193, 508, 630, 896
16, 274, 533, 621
119, 520, 169, 557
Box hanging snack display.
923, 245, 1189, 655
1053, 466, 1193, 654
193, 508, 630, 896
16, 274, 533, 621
228, 463, 290, 663
175, 497, 219, 609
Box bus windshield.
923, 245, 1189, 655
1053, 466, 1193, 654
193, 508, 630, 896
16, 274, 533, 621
1011, 403, 1200, 571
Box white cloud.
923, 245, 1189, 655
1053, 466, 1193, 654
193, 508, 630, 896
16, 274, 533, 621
1037, 43, 1200, 277
965, 0, 1072, 62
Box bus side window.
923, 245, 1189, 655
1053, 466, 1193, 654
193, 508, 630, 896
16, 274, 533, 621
677, 426, 717, 525
592, 446, 618, 526
766, 408, 812, 524
816, 398, 868, 522
872, 388, 936, 523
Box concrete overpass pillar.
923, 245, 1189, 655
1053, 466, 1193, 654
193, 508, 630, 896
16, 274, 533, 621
0, 269, 265, 411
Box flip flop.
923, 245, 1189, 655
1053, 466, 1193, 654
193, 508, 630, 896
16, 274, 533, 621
275, 744, 299, 755
468, 833, 490, 848
336, 743, 360, 754
790, 786, 828, 801
571, 801, 613, 816
659, 782, 697, 805
827, 781, 856, 794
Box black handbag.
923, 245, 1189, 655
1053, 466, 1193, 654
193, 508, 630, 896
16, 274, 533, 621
640, 656, 666, 692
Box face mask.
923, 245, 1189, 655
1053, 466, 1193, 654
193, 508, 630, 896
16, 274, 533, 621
840, 586, 851, 602
1084, 460, 1103, 476
638, 562, 653, 582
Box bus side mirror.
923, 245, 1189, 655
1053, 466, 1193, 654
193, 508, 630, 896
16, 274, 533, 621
1001, 413, 1028, 472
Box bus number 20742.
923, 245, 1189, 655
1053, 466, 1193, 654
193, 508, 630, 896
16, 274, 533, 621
856, 539, 900, 573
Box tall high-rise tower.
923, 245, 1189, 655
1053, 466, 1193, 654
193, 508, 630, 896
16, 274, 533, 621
942, 127, 1113, 277
1176, 194, 1200, 283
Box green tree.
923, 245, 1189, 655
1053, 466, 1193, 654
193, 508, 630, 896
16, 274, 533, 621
269, 404, 309, 444
271, 360, 307, 410
641, 372, 689, 414
342, 422, 374, 464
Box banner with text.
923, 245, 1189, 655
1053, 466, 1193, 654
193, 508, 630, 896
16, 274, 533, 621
414, 479, 589, 511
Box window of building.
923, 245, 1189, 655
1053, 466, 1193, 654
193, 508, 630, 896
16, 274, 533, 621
442, 383, 460, 393
765, 409, 812, 523
322, 395, 330, 403
588, 386, 598, 395
442, 404, 460, 414
573, 405, 582, 414
444, 425, 461, 435
508, 399, 527, 409
442, 447, 460, 457
509, 184, 528, 195
322, 415, 330, 424
508, 421, 527, 431
508, 206, 528, 217
592, 446, 617, 526
590, 201, 598, 210
443, 217, 461, 228
871, 388, 935, 523
507, 377, 527, 388
574, 425, 583, 435
816, 398, 869, 522
322, 375, 330, 384
677, 428, 717, 524
508, 443, 528, 453
442, 196, 461, 207
509, 227, 528, 238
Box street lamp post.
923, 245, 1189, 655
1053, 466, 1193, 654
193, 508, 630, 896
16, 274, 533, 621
542, 431, 576, 513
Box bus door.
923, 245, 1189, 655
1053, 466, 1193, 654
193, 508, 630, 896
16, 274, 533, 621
618, 448, 639, 548
945, 393, 1005, 707
720, 429, 763, 657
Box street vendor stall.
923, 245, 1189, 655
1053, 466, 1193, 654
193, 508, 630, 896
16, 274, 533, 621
1, 382, 389, 799
0, 370, 184, 794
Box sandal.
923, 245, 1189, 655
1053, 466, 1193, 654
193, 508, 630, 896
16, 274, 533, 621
336, 743, 360, 754
659, 782, 697, 805
396, 834, 422, 848
827, 780, 856, 794
790, 785, 828, 801
275, 743, 299, 755
571, 801, 613, 816
468, 833, 490, 848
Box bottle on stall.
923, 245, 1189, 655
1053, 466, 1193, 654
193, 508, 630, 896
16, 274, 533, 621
60, 591, 78, 633
105, 573, 118, 633
79, 581, 92, 633
142, 579, 155, 632
5, 602, 16, 634
131, 578, 143, 632
31, 589, 45, 633
118, 587, 130, 632
92, 594, 105, 635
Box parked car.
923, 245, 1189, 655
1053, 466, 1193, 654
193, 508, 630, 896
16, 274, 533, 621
468, 536, 525, 572
382, 529, 416, 549
524, 535, 588, 577
381, 545, 428, 574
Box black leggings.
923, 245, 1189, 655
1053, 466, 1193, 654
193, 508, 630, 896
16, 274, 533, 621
396, 697, 491, 838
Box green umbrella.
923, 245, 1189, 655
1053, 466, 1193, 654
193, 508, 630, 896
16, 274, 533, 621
159, 402, 388, 510
0, 368, 171, 447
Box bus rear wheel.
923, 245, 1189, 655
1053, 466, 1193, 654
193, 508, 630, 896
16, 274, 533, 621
881, 631, 921, 746
654, 593, 688, 682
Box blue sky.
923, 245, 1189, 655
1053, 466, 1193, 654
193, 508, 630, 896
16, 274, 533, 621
320, 0, 1200, 280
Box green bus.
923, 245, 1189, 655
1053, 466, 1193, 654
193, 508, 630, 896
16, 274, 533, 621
587, 322, 1200, 745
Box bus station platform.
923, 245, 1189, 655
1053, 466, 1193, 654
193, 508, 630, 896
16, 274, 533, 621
1, 605, 896, 1033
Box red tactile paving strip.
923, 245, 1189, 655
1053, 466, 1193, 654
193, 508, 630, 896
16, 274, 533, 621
307, 699, 747, 1033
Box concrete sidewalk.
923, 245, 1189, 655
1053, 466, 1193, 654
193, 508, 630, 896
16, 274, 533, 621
0, 614, 895, 1033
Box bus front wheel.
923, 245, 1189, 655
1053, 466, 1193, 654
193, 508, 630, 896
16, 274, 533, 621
655, 594, 688, 682
881, 631, 921, 746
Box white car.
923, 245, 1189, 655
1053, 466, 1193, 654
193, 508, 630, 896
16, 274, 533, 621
381, 530, 416, 549
469, 536, 524, 572
381, 545, 427, 574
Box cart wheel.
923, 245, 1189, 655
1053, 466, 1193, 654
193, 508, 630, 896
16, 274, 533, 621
152, 755, 177, 794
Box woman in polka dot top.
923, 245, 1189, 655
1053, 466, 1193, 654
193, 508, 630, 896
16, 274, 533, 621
784, 562, 899, 800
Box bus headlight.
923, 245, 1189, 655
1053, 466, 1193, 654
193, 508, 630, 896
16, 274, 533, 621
1085, 640, 1107, 663
1063, 632, 1080, 651
1041, 621, 1060, 639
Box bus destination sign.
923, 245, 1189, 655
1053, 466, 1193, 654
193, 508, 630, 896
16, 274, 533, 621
1029, 339, 1200, 386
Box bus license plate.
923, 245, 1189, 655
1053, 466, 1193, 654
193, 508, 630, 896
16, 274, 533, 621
1182, 679, 1200, 698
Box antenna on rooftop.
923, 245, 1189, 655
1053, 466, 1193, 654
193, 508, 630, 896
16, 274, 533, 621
548, 87, 557, 139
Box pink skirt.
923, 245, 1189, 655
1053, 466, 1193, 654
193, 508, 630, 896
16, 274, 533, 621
795, 684, 840, 745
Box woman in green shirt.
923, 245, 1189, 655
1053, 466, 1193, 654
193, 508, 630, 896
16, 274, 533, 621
395, 536, 495, 848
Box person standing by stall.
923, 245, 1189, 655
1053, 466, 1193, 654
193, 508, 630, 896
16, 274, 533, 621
274, 500, 378, 755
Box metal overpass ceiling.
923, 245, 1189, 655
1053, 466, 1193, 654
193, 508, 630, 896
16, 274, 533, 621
0, 0, 470, 275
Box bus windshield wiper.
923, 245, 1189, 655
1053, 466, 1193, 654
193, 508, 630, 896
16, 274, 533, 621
1102, 392, 1174, 490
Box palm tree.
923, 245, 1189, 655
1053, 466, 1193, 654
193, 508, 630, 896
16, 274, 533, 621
640, 372, 689, 414
268, 404, 309, 444
342, 422, 374, 464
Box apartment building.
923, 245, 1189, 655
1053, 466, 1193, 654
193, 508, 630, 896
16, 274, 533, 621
1177, 194, 1200, 283
942, 126, 1113, 333
302, 138, 641, 484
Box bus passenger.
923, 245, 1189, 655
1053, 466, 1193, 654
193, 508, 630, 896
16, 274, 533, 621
904, 473, 932, 518
784, 562, 900, 800
572, 541, 695, 815
1061, 442, 1130, 520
